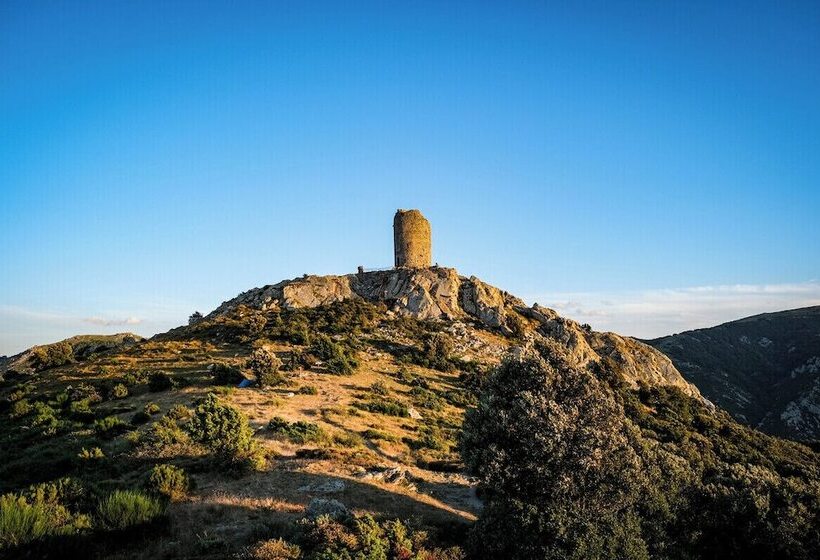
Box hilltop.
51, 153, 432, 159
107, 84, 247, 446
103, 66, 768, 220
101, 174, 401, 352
648, 306, 820, 441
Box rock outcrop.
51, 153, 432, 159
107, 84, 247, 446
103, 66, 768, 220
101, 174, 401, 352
208, 267, 700, 397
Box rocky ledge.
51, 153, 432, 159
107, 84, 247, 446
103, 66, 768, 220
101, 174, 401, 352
209, 267, 524, 335
209, 267, 701, 398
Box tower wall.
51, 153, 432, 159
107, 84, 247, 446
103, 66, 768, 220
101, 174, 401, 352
393, 209, 431, 268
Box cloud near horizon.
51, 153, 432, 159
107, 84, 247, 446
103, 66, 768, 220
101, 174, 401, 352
527, 281, 820, 339
83, 316, 143, 326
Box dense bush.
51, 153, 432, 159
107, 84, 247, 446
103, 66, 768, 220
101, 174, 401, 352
188, 393, 264, 469
296, 513, 465, 559
110, 383, 128, 399
247, 347, 285, 387
29, 402, 61, 436
461, 352, 820, 560
96, 490, 165, 531
412, 424, 451, 452
142, 416, 192, 452
420, 333, 455, 371
148, 371, 174, 392
267, 417, 326, 444
410, 386, 445, 411
211, 363, 245, 386
297, 385, 319, 395
146, 464, 190, 501
29, 342, 73, 371
166, 404, 192, 421
355, 397, 409, 417
311, 334, 358, 375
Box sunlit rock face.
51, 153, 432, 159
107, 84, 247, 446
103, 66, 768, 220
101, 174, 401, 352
208, 267, 701, 398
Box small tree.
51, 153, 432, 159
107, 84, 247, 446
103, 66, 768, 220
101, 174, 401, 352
188, 393, 264, 469
147, 464, 190, 501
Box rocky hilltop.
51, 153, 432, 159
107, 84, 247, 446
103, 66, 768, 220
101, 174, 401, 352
648, 306, 820, 440
210, 267, 700, 397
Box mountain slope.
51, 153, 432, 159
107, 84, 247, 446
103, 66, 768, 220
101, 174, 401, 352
647, 306, 820, 440
8, 268, 817, 558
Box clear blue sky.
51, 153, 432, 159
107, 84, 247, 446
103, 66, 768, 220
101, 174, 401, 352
2, 1, 819, 354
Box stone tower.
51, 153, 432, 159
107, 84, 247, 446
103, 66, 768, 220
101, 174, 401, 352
393, 209, 432, 268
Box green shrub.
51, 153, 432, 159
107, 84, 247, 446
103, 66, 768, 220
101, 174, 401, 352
412, 424, 450, 452
332, 432, 364, 448
9, 399, 32, 419
29, 402, 61, 436
96, 490, 165, 531
370, 381, 390, 396
146, 464, 190, 501
143, 402, 161, 415
248, 347, 285, 387
211, 363, 244, 386
110, 383, 128, 399
280, 314, 313, 345
419, 333, 456, 371
355, 397, 409, 417
362, 428, 399, 442
166, 404, 192, 421
148, 371, 174, 392
94, 415, 129, 439
29, 341, 73, 371
297, 513, 464, 559
0, 492, 86, 549
67, 399, 95, 423
123, 369, 150, 386
444, 389, 476, 408
410, 387, 444, 411
461, 357, 646, 559
311, 334, 358, 375
188, 393, 264, 468
68, 383, 102, 404
267, 416, 326, 444
297, 385, 318, 395
143, 416, 191, 450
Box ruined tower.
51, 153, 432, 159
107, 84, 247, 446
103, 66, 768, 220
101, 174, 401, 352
393, 209, 432, 268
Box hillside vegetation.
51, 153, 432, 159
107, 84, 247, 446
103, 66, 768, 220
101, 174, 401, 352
0, 273, 817, 559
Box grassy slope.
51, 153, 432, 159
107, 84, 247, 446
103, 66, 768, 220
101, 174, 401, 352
0, 303, 500, 557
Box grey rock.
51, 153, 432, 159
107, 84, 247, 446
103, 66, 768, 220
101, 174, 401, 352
306, 498, 349, 519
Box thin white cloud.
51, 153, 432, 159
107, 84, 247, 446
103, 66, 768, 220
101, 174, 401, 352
83, 316, 143, 326
526, 281, 820, 339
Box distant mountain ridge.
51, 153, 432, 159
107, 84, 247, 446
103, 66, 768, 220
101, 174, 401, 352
648, 306, 820, 440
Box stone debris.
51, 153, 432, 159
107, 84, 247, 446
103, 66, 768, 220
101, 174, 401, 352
306, 498, 349, 519
298, 479, 346, 494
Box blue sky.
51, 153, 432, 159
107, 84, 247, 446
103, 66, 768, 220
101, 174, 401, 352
1, 1, 819, 354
